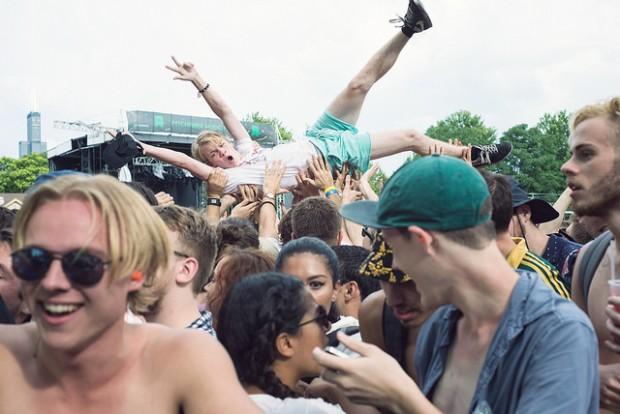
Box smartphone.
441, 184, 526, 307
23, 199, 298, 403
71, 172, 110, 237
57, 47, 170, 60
324, 344, 360, 359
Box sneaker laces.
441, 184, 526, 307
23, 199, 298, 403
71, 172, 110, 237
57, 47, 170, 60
476, 144, 499, 154
473, 144, 499, 165
389, 15, 405, 27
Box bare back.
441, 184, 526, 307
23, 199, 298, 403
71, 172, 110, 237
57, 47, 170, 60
0, 323, 260, 414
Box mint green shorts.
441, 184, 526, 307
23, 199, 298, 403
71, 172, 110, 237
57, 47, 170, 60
305, 112, 371, 174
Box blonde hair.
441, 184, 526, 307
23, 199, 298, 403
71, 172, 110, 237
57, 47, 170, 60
191, 130, 227, 164
572, 96, 620, 143
13, 174, 171, 314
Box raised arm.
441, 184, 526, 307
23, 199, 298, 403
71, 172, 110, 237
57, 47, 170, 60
260, 161, 285, 239
165, 56, 251, 144
141, 141, 213, 181
538, 187, 572, 234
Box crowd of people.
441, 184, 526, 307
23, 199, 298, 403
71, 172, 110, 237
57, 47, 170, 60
1, 1, 619, 413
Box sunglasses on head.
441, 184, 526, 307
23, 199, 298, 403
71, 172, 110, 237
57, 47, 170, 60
11, 246, 111, 287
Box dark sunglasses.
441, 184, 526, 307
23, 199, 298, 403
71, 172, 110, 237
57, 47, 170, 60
298, 307, 331, 331
11, 246, 111, 287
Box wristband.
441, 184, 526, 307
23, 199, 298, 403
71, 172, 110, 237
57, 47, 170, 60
325, 188, 340, 198
323, 186, 338, 195
260, 200, 277, 210
196, 83, 210, 97
206, 197, 221, 206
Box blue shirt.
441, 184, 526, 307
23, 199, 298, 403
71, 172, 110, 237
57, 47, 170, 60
543, 233, 582, 272
415, 271, 598, 414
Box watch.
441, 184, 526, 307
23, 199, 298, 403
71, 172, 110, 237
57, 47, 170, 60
206, 197, 222, 206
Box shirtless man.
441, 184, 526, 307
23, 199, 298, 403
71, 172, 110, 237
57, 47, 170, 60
357, 233, 433, 381
314, 155, 598, 414
0, 174, 260, 413
133, 0, 511, 194
563, 96, 620, 412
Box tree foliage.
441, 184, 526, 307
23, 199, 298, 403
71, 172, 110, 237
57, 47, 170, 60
368, 167, 387, 195
244, 112, 293, 142
494, 111, 570, 195
0, 153, 49, 193
425, 110, 496, 146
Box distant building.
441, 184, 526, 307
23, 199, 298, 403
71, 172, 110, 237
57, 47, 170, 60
0, 193, 25, 210
19, 111, 47, 157
47, 110, 279, 208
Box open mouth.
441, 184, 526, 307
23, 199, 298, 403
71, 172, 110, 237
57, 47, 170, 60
40, 302, 83, 317
568, 182, 582, 191
227, 155, 234, 161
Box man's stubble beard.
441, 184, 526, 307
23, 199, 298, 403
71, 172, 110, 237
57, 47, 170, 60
574, 157, 620, 217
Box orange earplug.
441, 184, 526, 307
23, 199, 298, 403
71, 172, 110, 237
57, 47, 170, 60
131, 271, 144, 282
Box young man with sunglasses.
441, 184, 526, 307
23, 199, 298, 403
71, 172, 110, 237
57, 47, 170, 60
0, 175, 260, 413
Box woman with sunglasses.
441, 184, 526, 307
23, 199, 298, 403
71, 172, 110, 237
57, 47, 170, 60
275, 237, 362, 346
218, 272, 377, 413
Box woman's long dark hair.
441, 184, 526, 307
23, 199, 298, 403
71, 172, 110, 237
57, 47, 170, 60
218, 272, 309, 399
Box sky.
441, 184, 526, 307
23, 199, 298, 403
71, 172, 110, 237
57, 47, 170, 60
2, 0, 619, 174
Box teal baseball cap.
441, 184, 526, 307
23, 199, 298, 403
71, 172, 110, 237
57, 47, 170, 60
341, 155, 491, 231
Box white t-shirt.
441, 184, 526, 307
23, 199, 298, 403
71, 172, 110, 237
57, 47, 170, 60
250, 394, 345, 414
223, 137, 319, 194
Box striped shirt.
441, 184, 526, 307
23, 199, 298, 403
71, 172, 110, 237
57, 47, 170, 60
506, 238, 570, 298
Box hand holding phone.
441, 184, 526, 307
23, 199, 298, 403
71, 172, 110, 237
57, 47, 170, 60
324, 343, 360, 359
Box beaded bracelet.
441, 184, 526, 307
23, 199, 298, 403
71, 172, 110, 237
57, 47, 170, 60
196, 83, 210, 97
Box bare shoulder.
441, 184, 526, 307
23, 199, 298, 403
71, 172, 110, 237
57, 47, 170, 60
131, 323, 220, 366
0, 323, 37, 400
0, 322, 37, 357
132, 323, 261, 414
359, 290, 386, 350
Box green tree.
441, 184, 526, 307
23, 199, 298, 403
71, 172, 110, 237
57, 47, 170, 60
425, 110, 496, 146
369, 167, 387, 195
244, 112, 293, 142
0, 153, 49, 193
495, 111, 570, 196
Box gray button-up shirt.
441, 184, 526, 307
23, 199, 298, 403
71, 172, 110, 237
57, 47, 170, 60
415, 271, 599, 414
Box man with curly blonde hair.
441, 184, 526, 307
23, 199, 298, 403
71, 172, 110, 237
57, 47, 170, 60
0, 175, 260, 413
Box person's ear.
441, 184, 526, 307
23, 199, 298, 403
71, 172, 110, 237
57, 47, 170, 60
332, 281, 342, 302
344, 281, 360, 303
175, 257, 199, 286
409, 226, 435, 253
274, 332, 295, 358
128, 271, 145, 292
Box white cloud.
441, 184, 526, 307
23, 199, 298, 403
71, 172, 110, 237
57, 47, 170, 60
1, 0, 619, 176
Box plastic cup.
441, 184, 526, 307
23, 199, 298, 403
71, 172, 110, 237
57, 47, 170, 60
609, 279, 620, 311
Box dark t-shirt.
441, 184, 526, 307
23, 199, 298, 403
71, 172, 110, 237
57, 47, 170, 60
543, 233, 582, 271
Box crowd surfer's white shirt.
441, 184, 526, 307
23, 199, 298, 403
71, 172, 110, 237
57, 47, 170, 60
223, 136, 319, 194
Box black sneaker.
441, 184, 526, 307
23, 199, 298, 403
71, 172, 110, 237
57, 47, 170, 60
390, 0, 433, 37
471, 142, 512, 167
